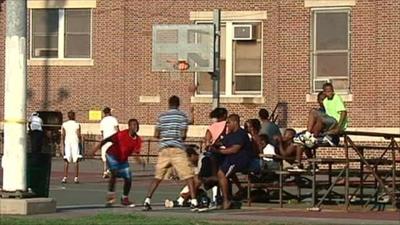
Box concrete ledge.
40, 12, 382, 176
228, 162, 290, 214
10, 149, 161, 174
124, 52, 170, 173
0, 198, 56, 215
304, 0, 356, 8
191, 96, 265, 104
28, 59, 94, 66
306, 93, 353, 102
190, 11, 267, 21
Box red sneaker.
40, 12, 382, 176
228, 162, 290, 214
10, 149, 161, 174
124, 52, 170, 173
121, 197, 135, 208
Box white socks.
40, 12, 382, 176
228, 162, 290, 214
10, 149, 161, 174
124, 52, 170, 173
177, 197, 185, 206
144, 197, 151, 204
212, 186, 218, 202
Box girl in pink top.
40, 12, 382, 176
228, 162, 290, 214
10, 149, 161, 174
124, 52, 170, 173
203, 108, 228, 150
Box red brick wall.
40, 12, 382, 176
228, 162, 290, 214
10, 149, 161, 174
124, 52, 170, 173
0, 0, 399, 128
349, 0, 400, 127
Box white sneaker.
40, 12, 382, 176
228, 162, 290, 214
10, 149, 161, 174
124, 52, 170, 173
61, 177, 67, 183
322, 135, 335, 146
293, 132, 314, 146
143, 198, 152, 211
74, 177, 79, 184
304, 134, 317, 148
303, 131, 312, 140
208, 201, 218, 210
293, 136, 305, 145
102, 171, 110, 179
190, 203, 199, 212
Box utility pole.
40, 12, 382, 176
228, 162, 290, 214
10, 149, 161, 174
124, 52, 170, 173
2, 0, 27, 192
212, 9, 221, 109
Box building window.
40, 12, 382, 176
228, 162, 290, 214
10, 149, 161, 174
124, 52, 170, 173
31, 9, 92, 59
196, 22, 262, 96
311, 9, 350, 93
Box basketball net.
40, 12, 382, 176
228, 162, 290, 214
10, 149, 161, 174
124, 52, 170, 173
167, 59, 190, 81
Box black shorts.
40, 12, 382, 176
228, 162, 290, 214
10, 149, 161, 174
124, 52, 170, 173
219, 157, 249, 177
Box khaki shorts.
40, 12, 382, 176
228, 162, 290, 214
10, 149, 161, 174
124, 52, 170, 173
155, 147, 194, 180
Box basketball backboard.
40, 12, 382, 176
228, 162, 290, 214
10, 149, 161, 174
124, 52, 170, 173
152, 24, 214, 72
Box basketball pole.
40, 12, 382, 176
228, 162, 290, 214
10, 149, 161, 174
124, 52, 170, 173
2, 0, 28, 192
211, 9, 221, 109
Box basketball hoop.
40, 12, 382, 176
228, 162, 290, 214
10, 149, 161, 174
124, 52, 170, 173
165, 59, 190, 72
164, 59, 191, 80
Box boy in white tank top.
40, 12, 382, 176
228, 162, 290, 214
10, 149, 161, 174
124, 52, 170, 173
61, 111, 83, 183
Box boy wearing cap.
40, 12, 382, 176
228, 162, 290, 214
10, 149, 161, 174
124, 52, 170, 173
100, 107, 119, 178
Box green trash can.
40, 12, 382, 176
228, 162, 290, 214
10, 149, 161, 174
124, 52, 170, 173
27, 153, 52, 197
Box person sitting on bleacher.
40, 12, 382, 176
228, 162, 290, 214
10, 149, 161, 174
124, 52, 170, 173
210, 114, 253, 209
295, 83, 347, 148
275, 128, 307, 172
164, 145, 208, 209
244, 118, 263, 173
259, 108, 282, 149
201, 107, 228, 208
260, 134, 280, 172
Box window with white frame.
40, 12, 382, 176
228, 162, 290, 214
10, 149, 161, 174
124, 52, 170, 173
311, 9, 351, 93
31, 9, 92, 59
196, 22, 262, 96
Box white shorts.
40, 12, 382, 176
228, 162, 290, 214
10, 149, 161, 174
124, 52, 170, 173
64, 142, 82, 163
101, 142, 113, 162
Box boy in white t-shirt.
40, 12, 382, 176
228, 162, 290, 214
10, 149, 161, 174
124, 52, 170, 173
259, 134, 280, 171
61, 111, 83, 183
28, 112, 44, 154
99, 107, 119, 178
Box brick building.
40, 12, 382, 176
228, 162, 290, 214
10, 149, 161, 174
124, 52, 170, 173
0, 0, 399, 139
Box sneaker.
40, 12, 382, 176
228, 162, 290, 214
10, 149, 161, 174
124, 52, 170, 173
197, 204, 209, 212
74, 177, 79, 184
304, 134, 317, 148
208, 201, 218, 210
143, 198, 152, 211
293, 135, 306, 145
105, 192, 116, 207
61, 177, 67, 184
288, 165, 307, 173
121, 197, 136, 208
143, 202, 152, 211
322, 135, 335, 146
190, 203, 199, 212
295, 132, 316, 147
377, 194, 390, 203
102, 171, 110, 179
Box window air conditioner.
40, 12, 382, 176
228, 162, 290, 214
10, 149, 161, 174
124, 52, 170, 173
34, 48, 58, 57
233, 25, 254, 40
314, 79, 331, 91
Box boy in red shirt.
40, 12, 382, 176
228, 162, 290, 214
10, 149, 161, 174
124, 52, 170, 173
93, 119, 142, 207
